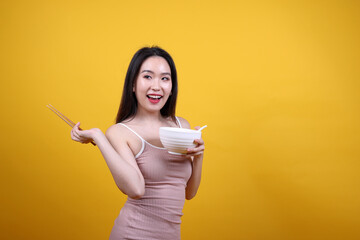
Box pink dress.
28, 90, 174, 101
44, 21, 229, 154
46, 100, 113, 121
109, 118, 192, 240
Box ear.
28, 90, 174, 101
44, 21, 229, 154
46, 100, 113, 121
133, 86, 135, 92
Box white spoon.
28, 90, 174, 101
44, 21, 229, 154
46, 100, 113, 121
197, 125, 207, 132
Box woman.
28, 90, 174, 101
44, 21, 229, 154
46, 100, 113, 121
70, 46, 205, 239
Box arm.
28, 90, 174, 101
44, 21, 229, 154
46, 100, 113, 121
185, 150, 204, 200
71, 122, 145, 199
177, 117, 205, 200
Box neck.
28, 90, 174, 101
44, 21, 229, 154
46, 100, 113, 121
134, 108, 164, 123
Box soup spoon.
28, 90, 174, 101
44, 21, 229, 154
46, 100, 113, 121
197, 125, 207, 132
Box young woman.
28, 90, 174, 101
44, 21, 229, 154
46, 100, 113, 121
70, 46, 205, 239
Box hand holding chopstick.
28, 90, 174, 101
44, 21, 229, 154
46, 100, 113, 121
46, 104, 96, 146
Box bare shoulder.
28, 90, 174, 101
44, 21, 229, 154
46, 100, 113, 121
105, 123, 142, 157
106, 123, 131, 141
176, 116, 191, 129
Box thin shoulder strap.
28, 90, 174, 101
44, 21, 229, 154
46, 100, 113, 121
117, 123, 145, 158
118, 123, 145, 142
175, 116, 182, 128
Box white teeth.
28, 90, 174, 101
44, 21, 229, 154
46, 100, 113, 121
148, 95, 161, 99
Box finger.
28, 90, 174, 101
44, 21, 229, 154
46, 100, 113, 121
75, 129, 92, 143
186, 151, 203, 157
74, 127, 86, 137
187, 139, 204, 152
194, 126, 200, 130
71, 123, 80, 134
70, 131, 76, 140
189, 140, 205, 150
71, 130, 86, 143
193, 138, 204, 145
74, 122, 81, 131
71, 134, 80, 142
187, 144, 205, 153
71, 129, 78, 140
73, 129, 81, 138
187, 148, 204, 155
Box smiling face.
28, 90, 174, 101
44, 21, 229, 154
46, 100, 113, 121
133, 56, 172, 114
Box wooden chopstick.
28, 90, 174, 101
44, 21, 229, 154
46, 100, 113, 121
47, 104, 76, 128
46, 104, 96, 146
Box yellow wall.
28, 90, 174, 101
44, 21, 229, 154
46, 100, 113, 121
1, 0, 359, 239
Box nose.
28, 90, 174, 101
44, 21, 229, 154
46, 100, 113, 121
151, 78, 160, 91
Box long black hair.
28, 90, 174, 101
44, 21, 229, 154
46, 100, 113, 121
115, 46, 178, 123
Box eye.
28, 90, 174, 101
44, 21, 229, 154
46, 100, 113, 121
162, 77, 170, 81
143, 75, 152, 79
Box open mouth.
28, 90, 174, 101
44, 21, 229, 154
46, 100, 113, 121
147, 95, 163, 100
147, 95, 162, 103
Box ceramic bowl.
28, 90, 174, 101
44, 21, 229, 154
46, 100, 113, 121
159, 127, 202, 155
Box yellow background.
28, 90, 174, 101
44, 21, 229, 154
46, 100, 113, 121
1, 0, 359, 239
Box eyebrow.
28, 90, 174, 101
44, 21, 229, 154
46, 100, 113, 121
141, 70, 171, 75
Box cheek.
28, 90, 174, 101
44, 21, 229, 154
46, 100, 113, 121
134, 79, 147, 92
164, 82, 172, 93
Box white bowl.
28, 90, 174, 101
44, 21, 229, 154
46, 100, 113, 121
159, 127, 202, 155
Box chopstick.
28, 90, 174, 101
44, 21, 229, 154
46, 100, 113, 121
46, 104, 96, 146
